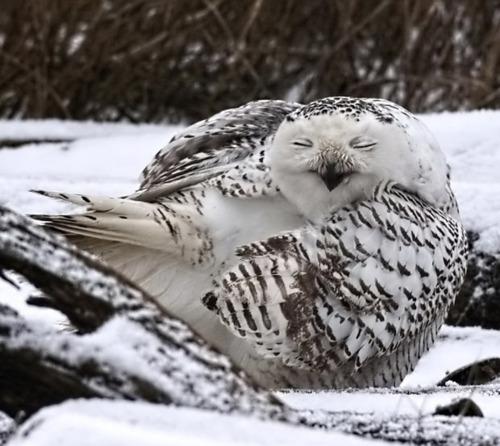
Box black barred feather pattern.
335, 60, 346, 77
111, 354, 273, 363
133, 100, 300, 201
31, 189, 216, 266
202, 182, 468, 388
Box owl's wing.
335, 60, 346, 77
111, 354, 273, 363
31, 101, 300, 265
131, 100, 300, 201
203, 182, 468, 376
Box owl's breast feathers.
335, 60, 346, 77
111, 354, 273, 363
203, 181, 467, 388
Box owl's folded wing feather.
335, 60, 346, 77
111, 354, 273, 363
132, 100, 300, 201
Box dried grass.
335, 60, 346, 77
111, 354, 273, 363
1, 0, 499, 122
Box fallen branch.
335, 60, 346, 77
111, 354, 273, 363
0, 138, 72, 149
0, 412, 14, 446
0, 205, 281, 419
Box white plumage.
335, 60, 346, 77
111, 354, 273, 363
33, 97, 467, 389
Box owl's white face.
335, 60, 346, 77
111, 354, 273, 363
269, 112, 448, 220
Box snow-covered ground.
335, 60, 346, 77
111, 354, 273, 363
0, 121, 179, 323
8, 400, 389, 446
1, 112, 500, 445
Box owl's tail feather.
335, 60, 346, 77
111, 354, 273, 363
30, 190, 175, 252
30, 190, 153, 216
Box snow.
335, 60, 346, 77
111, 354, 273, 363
2, 112, 500, 445
281, 385, 500, 419
0, 412, 14, 445
279, 325, 500, 419
421, 110, 500, 252
7, 400, 389, 446
0, 122, 179, 323
0, 119, 180, 142
403, 325, 500, 387
0, 274, 62, 325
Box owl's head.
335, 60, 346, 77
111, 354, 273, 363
269, 97, 450, 219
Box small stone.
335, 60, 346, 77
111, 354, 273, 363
434, 398, 483, 417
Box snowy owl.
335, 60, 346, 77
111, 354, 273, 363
33, 97, 467, 389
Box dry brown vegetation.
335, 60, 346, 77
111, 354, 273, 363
1, 0, 500, 122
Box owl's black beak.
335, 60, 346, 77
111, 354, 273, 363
319, 166, 350, 191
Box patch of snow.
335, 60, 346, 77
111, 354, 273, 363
404, 325, 500, 387
0, 274, 62, 325
421, 110, 500, 253
452, 182, 500, 252
7, 400, 388, 446
280, 387, 500, 419
421, 110, 500, 185
279, 325, 500, 417
0, 411, 14, 445
0, 119, 181, 141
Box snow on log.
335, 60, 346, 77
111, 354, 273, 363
0, 205, 282, 419
0, 412, 14, 446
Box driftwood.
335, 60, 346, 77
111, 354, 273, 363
2, 205, 500, 445
0, 205, 281, 420
0, 412, 14, 446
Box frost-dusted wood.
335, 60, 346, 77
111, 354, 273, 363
0, 305, 103, 417
0, 205, 282, 419
0, 411, 14, 446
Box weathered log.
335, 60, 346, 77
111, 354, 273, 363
0, 205, 282, 420
0, 305, 99, 414
437, 358, 500, 386
0, 411, 14, 446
